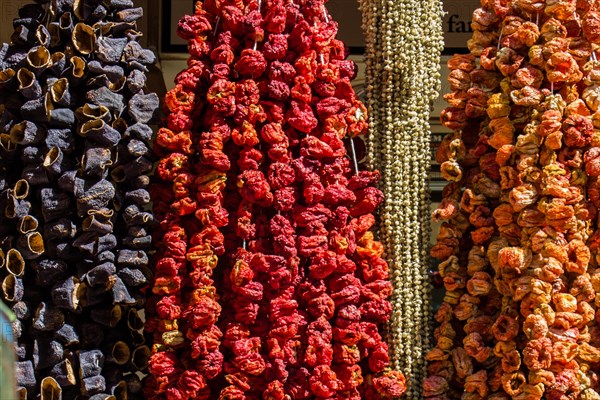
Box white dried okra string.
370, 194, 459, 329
359, 0, 444, 397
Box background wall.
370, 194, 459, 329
0, 1, 31, 44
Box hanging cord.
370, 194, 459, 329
347, 88, 367, 176
317, 5, 330, 64
349, 136, 360, 176
253, 0, 263, 50
213, 16, 221, 37
497, 22, 504, 49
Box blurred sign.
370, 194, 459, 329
329, 0, 480, 54
0, 301, 15, 400
443, 0, 480, 52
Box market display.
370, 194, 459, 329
357, 0, 444, 396
144, 0, 405, 398
0, 0, 157, 398
428, 1, 600, 399
11, 0, 596, 399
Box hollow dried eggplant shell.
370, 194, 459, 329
43, 146, 64, 174
111, 380, 127, 400
49, 358, 76, 387
105, 341, 130, 365
10, 121, 46, 145
17, 68, 42, 99
49, 52, 66, 76
0, 134, 16, 153
127, 308, 143, 331
21, 93, 54, 122
16, 387, 27, 400
76, 103, 111, 123
40, 376, 62, 400
129, 345, 150, 370
6, 248, 25, 277
50, 78, 71, 106
2, 274, 24, 302
36, 25, 50, 47
26, 46, 51, 76
51, 276, 84, 311
69, 56, 86, 79
0, 68, 16, 90
48, 23, 61, 48
72, 23, 96, 55
59, 12, 74, 33
18, 215, 38, 234
17, 231, 44, 259
13, 179, 29, 199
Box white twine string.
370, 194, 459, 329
213, 17, 220, 37
497, 23, 503, 50
253, 0, 263, 50
317, 5, 330, 64
349, 137, 360, 175
346, 88, 367, 176
323, 4, 330, 23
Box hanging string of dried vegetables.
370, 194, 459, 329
144, 3, 228, 398
146, 0, 406, 398
358, 0, 445, 396
0, 0, 158, 399
428, 1, 600, 399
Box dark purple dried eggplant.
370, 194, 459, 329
1, 1, 156, 397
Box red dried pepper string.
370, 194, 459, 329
146, 1, 406, 398
146, 3, 230, 398
253, 1, 306, 398
280, 2, 404, 398
210, 1, 273, 397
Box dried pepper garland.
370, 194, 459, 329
428, 0, 600, 399
358, 0, 444, 396
146, 0, 405, 398
144, 5, 230, 398
0, 0, 157, 398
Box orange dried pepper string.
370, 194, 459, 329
429, 1, 600, 399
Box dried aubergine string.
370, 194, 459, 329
0, 0, 158, 398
